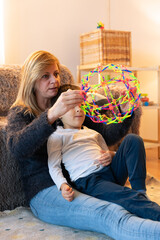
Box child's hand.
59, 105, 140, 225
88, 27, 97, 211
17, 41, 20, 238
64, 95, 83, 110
98, 150, 113, 166
61, 183, 75, 202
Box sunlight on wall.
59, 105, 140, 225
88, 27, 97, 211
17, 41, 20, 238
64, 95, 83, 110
145, 5, 160, 25
138, 0, 160, 25
0, 0, 5, 64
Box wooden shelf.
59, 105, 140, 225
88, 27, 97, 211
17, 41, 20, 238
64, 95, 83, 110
128, 66, 160, 72
77, 64, 160, 71
142, 104, 160, 110
144, 142, 160, 149
77, 65, 160, 83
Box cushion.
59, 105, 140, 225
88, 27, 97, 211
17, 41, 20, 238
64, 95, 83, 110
0, 124, 27, 211
0, 65, 21, 116
0, 64, 74, 116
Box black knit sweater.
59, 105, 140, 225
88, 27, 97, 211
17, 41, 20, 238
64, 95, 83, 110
6, 105, 134, 205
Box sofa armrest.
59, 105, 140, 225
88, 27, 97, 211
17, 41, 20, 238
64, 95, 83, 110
0, 118, 26, 211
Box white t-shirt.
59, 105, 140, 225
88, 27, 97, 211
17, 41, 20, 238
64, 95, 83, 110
47, 126, 109, 190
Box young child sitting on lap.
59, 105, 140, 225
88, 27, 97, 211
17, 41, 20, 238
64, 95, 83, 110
48, 102, 113, 201
47, 85, 160, 221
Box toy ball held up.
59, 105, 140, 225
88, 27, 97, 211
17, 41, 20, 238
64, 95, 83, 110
80, 64, 141, 125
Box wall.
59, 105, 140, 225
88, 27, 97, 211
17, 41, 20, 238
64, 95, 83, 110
4, 0, 109, 76
110, 0, 160, 140
111, 0, 160, 66
4, 0, 160, 75
3, 0, 160, 140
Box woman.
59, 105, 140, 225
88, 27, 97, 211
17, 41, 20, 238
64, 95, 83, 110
6, 50, 160, 240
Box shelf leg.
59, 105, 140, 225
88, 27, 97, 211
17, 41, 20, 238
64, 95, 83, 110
77, 65, 81, 84
158, 146, 160, 159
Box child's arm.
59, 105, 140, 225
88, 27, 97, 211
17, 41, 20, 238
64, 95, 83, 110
47, 133, 69, 191
47, 134, 75, 201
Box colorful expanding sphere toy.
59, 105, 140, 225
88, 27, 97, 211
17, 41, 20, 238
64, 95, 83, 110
80, 64, 141, 124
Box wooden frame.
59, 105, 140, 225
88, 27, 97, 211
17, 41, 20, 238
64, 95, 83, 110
80, 29, 132, 66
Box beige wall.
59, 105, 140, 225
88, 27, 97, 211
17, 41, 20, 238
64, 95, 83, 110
3, 0, 160, 140
4, 0, 160, 75
4, 0, 109, 75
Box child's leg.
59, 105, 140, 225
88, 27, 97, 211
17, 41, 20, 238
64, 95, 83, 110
74, 173, 160, 221
110, 133, 146, 191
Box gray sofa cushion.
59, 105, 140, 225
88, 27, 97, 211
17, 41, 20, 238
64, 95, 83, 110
0, 65, 21, 116
0, 123, 26, 211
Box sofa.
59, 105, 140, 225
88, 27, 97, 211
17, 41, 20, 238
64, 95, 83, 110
0, 64, 142, 240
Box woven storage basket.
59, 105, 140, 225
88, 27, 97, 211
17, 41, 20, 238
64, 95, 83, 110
80, 29, 131, 66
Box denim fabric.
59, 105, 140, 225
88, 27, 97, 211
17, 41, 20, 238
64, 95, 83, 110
30, 185, 160, 240
74, 134, 160, 220
109, 134, 146, 190
75, 171, 160, 220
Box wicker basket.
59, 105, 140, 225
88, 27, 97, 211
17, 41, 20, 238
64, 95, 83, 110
80, 29, 131, 66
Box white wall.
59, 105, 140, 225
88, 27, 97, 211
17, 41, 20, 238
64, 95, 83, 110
4, 0, 110, 78
3, 0, 160, 140
4, 0, 160, 77
111, 0, 160, 66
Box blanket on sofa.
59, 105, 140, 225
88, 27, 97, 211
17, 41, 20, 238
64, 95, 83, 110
0, 174, 160, 240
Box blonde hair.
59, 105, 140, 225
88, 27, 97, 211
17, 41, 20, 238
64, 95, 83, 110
12, 50, 60, 116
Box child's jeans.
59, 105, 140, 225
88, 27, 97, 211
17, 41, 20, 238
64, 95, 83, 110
74, 134, 160, 221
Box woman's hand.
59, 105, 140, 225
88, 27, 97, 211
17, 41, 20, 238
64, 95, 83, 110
119, 87, 137, 113
98, 150, 116, 166
61, 183, 75, 202
47, 89, 85, 124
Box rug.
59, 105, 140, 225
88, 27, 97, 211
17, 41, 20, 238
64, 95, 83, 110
0, 174, 160, 240
0, 207, 112, 240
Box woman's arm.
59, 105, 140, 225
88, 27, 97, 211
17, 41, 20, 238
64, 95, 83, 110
7, 90, 84, 159
6, 106, 56, 159
48, 89, 85, 124
83, 113, 134, 146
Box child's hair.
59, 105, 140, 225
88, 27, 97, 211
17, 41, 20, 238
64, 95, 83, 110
59, 84, 80, 92
51, 84, 80, 106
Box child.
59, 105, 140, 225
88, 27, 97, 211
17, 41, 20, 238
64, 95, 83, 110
47, 85, 160, 221
48, 103, 114, 201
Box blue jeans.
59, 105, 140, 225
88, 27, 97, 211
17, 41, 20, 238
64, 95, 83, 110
30, 185, 160, 240
74, 134, 160, 220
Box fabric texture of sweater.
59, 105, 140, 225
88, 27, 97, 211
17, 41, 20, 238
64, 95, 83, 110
6, 105, 134, 204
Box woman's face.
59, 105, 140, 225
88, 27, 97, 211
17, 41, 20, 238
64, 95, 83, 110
34, 63, 60, 100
